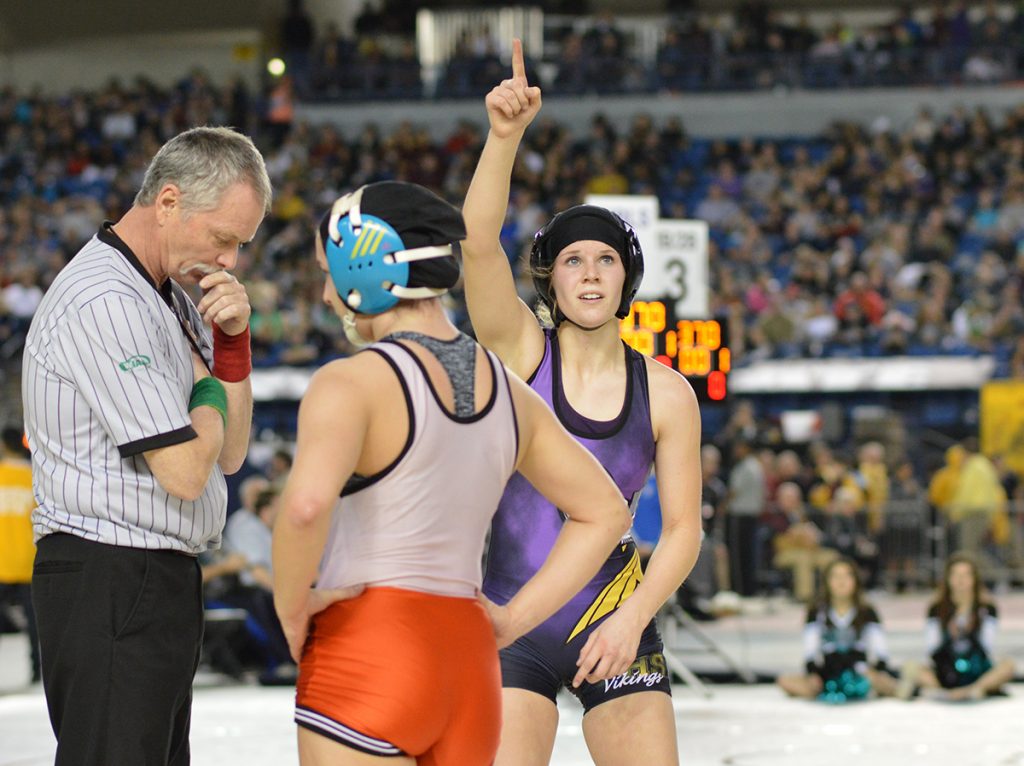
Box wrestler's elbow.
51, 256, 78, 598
600, 493, 632, 539
567, 487, 630, 538
283, 494, 333, 528
613, 501, 633, 538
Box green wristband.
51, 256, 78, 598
189, 377, 228, 427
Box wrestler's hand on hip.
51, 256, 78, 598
572, 606, 645, 687
197, 271, 251, 336
281, 585, 365, 663
477, 591, 518, 649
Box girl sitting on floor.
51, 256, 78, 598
904, 553, 1015, 701
777, 556, 899, 702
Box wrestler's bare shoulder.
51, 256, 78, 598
309, 350, 397, 398
642, 356, 699, 439
643, 355, 697, 402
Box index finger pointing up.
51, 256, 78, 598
511, 38, 527, 81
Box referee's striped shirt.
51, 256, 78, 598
22, 224, 227, 554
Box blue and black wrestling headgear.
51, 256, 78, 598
320, 181, 466, 315
529, 205, 644, 324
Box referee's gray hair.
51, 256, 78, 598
135, 126, 272, 215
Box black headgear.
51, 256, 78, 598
529, 205, 644, 324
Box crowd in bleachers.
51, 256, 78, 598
674, 108, 1024, 374
278, 1, 1024, 100
2, 18, 1024, 615
648, 1, 1024, 94
4, 68, 1024, 376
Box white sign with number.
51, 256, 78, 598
584, 193, 659, 256
651, 219, 709, 318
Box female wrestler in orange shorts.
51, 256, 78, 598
272, 181, 631, 765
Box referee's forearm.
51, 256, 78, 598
218, 378, 253, 474
145, 406, 225, 501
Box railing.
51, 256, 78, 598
0, 316, 27, 424
875, 498, 945, 590
873, 497, 1024, 590
756, 497, 1024, 597
940, 497, 1024, 588
415, 7, 544, 98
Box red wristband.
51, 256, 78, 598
213, 324, 252, 382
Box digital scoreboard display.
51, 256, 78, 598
619, 300, 730, 401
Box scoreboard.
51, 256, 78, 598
583, 195, 719, 398
619, 300, 730, 402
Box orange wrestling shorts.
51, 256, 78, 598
295, 586, 501, 765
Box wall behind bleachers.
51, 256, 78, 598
3, 29, 264, 92
300, 84, 1024, 140
0, 0, 371, 92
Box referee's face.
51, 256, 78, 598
168, 182, 265, 283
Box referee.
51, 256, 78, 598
22, 127, 272, 765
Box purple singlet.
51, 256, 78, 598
483, 329, 655, 646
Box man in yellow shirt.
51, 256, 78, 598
948, 443, 1006, 571
928, 444, 966, 515
0, 425, 38, 683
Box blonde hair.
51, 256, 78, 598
528, 257, 557, 327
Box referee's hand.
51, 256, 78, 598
197, 271, 251, 336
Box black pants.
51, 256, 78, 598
727, 515, 761, 596
0, 581, 40, 680
33, 534, 204, 766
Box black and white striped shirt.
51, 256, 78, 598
22, 224, 226, 554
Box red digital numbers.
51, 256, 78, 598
707, 371, 727, 401
620, 301, 730, 401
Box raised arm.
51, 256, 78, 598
461, 38, 546, 376
483, 372, 632, 646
